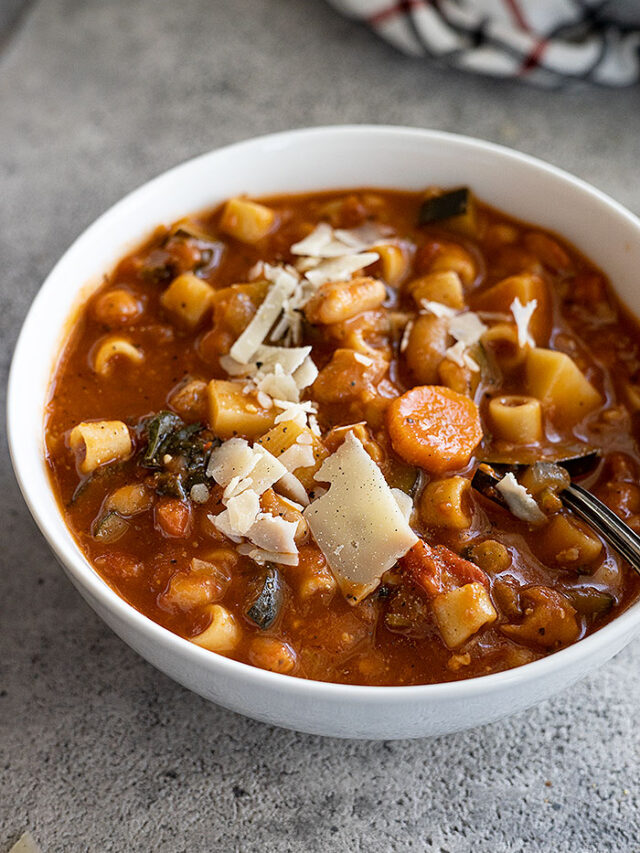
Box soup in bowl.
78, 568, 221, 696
8, 126, 640, 738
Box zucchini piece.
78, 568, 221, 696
93, 510, 129, 542
564, 586, 614, 616
246, 565, 282, 630
418, 188, 476, 235
419, 188, 470, 225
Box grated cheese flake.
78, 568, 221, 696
229, 265, 298, 363
303, 432, 418, 603
247, 512, 299, 555
278, 442, 316, 472
226, 489, 261, 535
511, 297, 538, 348
303, 252, 379, 287
495, 472, 546, 524
420, 300, 458, 319
206, 438, 257, 485
448, 311, 487, 347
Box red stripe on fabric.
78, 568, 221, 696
503, 0, 530, 32
520, 38, 548, 74
369, 0, 425, 27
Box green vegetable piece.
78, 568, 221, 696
142, 411, 184, 467
565, 587, 614, 617
92, 511, 129, 543
418, 188, 471, 226
246, 565, 282, 630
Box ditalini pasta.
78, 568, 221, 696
45, 186, 640, 685
68, 421, 132, 474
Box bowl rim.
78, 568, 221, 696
8, 123, 640, 702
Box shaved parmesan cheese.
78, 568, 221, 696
278, 442, 316, 472
353, 352, 375, 366
496, 472, 546, 524
400, 319, 413, 353
225, 445, 288, 499
276, 471, 310, 506
274, 399, 317, 428
291, 222, 388, 259
257, 370, 299, 403
207, 438, 257, 485
303, 432, 418, 603
210, 510, 243, 543
236, 543, 299, 566
220, 344, 311, 378
304, 252, 379, 287
226, 489, 261, 535
230, 266, 298, 363
448, 311, 487, 347
293, 356, 318, 390
247, 512, 298, 554
444, 340, 480, 372
511, 297, 537, 348
421, 300, 457, 318
391, 488, 414, 522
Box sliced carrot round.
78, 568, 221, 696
387, 385, 483, 474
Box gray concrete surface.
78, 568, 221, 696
1, 1, 640, 851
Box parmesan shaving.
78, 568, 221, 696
421, 300, 457, 318
278, 442, 316, 472
236, 544, 299, 566
206, 438, 257, 484
291, 222, 388, 258
293, 356, 318, 390
510, 297, 537, 348
495, 472, 546, 524
225, 445, 288, 499
226, 489, 261, 535
391, 488, 414, 522
247, 512, 298, 554
273, 399, 318, 428
276, 471, 310, 506
229, 265, 298, 363
303, 432, 418, 603
303, 252, 379, 287
448, 311, 487, 346
220, 344, 311, 378
400, 319, 413, 353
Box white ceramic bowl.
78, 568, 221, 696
8, 126, 640, 739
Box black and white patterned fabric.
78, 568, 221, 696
328, 0, 640, 86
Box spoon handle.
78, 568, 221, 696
561, 482, 640, 575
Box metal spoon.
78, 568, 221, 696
472, 462, 640, 576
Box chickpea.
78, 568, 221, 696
92, 288, 143, 326
249, 637, 297, 674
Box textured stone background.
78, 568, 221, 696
1, 1, 640, 851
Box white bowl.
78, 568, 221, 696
8, 126, 640, 739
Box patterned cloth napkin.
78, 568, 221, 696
327, 0, 640, 86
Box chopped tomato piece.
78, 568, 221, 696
154, 498, 192, 538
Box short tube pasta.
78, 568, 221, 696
160, 272, 215, 328
488, 395, 543, 444
69, 421, 132, 474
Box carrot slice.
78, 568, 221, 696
387, 385, 483, 474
